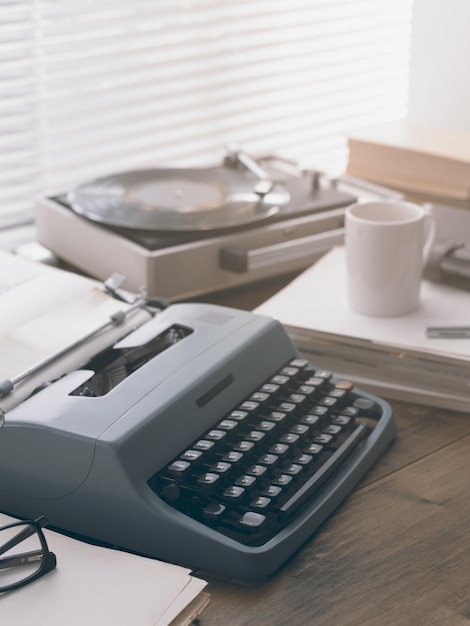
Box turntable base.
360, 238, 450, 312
35, 154, 356, 300
36, 198, 346, 300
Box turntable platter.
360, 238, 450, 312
66, 167, 290, 231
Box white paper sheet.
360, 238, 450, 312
0, 513, 208, 626
255, 246, 470, 361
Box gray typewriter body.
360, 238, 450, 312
0, 303, 395, 579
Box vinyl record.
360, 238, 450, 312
66, 167, 290, 231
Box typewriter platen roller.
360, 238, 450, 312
0, 303, 395, 580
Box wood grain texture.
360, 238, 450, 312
200, 401, 470, 626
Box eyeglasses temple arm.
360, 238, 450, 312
0, 549, 43, 570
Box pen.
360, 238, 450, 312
426, 325, 470, 339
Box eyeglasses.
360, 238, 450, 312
0, 516, 57, 593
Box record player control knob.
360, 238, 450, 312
301, 169, 323, 192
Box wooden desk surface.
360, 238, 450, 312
197, 284, 470, 626
200, 401, 470, 626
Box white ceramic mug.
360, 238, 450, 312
345, 200, 437, 317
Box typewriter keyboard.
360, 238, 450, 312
149, 358, 383, 546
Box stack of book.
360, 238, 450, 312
255, 247, 470, 413
346, 120, 470, 208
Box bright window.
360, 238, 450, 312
0, 0, 413, 224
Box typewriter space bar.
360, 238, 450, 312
279, 423, 370, 521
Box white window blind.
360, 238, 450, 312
0, 0, 413, 224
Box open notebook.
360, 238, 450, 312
0, 250, 152, 413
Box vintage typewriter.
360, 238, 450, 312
0, 286, 395, 580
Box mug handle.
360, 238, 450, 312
423, 214, 437, 264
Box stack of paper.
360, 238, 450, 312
255, 247, 470, 412
347, 120, 470, 208
0, 512, 209, 626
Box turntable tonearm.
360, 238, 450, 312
36, 150, 357, 300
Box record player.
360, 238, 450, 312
36, 150, 357, 300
